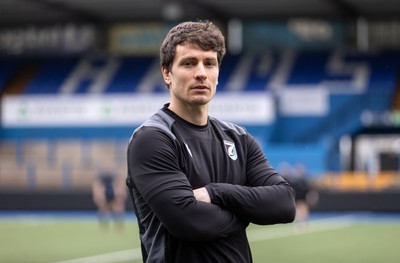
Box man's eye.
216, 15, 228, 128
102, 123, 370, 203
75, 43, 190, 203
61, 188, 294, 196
183, 61, 194, 67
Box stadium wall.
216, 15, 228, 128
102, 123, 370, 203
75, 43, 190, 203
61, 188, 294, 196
1, 189, 399, 212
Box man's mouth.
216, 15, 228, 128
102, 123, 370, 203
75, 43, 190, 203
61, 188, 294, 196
192, 85, 208, 90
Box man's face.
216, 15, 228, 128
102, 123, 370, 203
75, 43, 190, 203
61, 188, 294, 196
162, 44, 219, 107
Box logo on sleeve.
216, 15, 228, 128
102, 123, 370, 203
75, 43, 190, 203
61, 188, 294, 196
224, 140, 237, 161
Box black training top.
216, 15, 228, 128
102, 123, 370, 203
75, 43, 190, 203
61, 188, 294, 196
127, 104, 295, 263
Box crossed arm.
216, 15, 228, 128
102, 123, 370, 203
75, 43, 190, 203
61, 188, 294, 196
128, 128, 295, 241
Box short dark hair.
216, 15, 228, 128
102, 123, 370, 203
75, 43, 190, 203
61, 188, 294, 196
160, 21, 226, 72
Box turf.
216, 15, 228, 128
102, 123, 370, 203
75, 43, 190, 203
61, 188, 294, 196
0, 212, 399, 263
0, 219, 139, 263
250, 222, 400, 263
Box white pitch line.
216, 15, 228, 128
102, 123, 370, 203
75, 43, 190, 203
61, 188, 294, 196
247, 221, 354, 243
248, 214, 356, 243
53, 214, 356, 263
53, 248, 142, 263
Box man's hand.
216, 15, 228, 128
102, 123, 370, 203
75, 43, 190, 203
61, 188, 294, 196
193, 187, 211, 203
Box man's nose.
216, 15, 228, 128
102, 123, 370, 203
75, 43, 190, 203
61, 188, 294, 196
194, 64, 207, 80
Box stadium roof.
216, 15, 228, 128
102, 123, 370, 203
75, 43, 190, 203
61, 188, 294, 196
0, 0, 399, 26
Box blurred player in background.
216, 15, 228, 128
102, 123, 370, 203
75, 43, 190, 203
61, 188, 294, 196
280, 162, 319, 232
290, 163, 311, 231
92, 161, 127, 231
126, 20, 295, 262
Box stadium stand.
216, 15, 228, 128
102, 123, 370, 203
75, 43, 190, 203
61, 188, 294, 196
24, 57, 80, 94
0, 58, 19, 93
1, 49, 399, 191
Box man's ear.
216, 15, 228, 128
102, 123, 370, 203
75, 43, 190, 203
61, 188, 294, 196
162, 67, 171, 86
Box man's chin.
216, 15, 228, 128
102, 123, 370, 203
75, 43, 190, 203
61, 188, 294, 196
190, 96, 211, 106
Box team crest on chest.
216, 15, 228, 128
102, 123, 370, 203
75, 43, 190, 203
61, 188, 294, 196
223, 140, 237, 161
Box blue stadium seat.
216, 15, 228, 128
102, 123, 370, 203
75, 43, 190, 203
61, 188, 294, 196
24, 57, 80, 94
0, 57, 19, 93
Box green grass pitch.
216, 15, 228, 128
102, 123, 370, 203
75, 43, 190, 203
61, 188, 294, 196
0, 213, 399, 263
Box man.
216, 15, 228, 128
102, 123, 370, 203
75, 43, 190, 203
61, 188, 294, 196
92, 161, 127, 230
126, 21, 295, 263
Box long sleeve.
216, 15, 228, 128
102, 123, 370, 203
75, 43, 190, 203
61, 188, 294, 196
128, 126, 247, 241
205, 135, 296, 225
